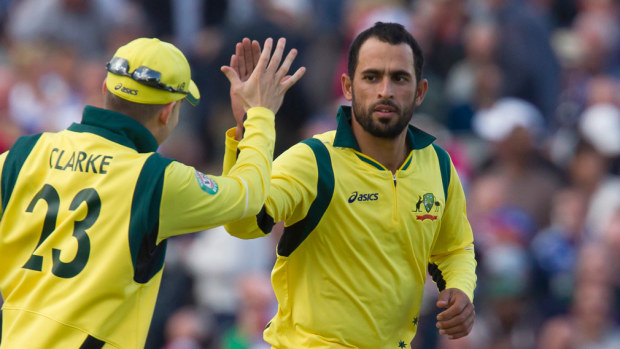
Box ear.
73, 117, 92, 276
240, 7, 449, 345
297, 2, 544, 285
414, 79, 429, 106
158, 101, 177, 126
102, 79, 108, 96
341, 73, 353, 101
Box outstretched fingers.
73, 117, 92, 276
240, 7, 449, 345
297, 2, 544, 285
235, 42, 246, 78
242, 38, 254, 79
274, 48, 297, 83
221, 58, 241, 86
280, 66, 306, 91
251, 40, 261, 68
253, 37, 274, 75
266, 38, 286, 75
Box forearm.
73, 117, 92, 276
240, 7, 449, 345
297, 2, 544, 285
430, 247, 477, 302
225, 107, 275, 215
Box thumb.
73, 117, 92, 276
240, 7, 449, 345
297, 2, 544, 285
436, 289, 452, 309
220, 66, 241, 85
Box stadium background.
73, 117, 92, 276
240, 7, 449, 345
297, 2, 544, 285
0, 0, 619, 348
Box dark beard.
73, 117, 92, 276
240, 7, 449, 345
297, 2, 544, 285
351, 94, 415, 139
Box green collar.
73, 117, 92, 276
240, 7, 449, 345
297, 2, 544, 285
68, 106, 159, 153
332, 105, 436, 151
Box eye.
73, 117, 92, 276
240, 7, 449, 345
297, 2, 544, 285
393, 75, 410, 83
362, 75, 377, 81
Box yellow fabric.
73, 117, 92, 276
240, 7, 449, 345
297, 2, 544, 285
225, 130, 476, 348
0, 106, 274, 348
0, 131, 159, 348
158, 107, 275, 242
106, 37, 200, 105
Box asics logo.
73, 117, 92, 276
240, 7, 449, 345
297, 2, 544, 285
114, 83, 138, 95
348, 191, 379, 203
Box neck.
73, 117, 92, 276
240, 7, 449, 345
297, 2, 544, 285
352, 123, 409, 173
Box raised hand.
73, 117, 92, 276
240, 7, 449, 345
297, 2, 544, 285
228, 38, 261, 130
221, 37, 305, 124
435, 288, 475, 339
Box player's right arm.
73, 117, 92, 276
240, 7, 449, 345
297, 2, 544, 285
224, 138, 319, 239
157, 38, 305, 241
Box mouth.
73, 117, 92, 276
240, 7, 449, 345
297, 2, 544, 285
373, 103, 398, 117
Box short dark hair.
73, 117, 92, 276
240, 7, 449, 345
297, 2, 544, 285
104, 92, 167, 123
347, 22, 424, 83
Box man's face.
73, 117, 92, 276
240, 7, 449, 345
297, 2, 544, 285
343, 37, 425, 139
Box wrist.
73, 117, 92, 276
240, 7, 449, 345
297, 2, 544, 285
235, 125, 244, 141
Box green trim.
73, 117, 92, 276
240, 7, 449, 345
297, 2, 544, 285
332, 106, 436, 151
1, 134, 42, 217
409, 126, 437, 150
185, 93, 200, 107
128, 153, 173, 283
355, 153, 385, 170
333, 106, 360, 151
401, 153, 413, 171
277, 138, 335, 257
432, 144, 451, 201
68, 106, 159, 153
79, 334, 105, 349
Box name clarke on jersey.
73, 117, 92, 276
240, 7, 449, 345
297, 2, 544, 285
49, 148, 114, 174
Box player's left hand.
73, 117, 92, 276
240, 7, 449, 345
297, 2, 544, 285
228, 38, 261, 140
435, 288, 475, 339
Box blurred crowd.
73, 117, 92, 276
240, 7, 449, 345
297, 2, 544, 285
0, 0, 619, 348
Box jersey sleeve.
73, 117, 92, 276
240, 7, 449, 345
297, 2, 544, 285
157, 107, 275, 242
429, 159, 477, 302
0, 151, 7, 218
224, 139, 320, 239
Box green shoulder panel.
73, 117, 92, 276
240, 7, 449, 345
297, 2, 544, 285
277, 138, 335, 257
128, 152, 173, 283
432, 144, 451, 202
1, 134, 42, 217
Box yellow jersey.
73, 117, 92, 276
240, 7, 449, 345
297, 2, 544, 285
0, 105, 274, 348
224, 106, 476, 348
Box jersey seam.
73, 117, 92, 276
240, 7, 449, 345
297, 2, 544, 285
2, 306, 121, 348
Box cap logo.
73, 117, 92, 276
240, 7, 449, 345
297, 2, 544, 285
195, 171, 218, 195
114, 83, 138, 96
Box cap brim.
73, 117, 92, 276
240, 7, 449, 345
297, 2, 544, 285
186, 80, 200, 106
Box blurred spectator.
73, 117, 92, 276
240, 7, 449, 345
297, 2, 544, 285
471, 98, 564, 230
538, 243, 620, 349
530, 188, 588, 317
163, 307, 213, 349
181, 226, 275, 339
0, 64, 19, 152
482, 0, 561, 121
572, 0, 620, 76
420, 0, 470, 79
600, 209, 620, 308
6, 41, 82, 133
444, 21, 499, 132
566, 107, 620, 239
6, 0, 124, 58
468, 244, 538, 349
219, 273, 276, 349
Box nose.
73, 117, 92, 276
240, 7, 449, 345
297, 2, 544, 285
378, 77, 394, 99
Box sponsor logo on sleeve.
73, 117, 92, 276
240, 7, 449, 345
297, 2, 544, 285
195, 171, 218, 195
